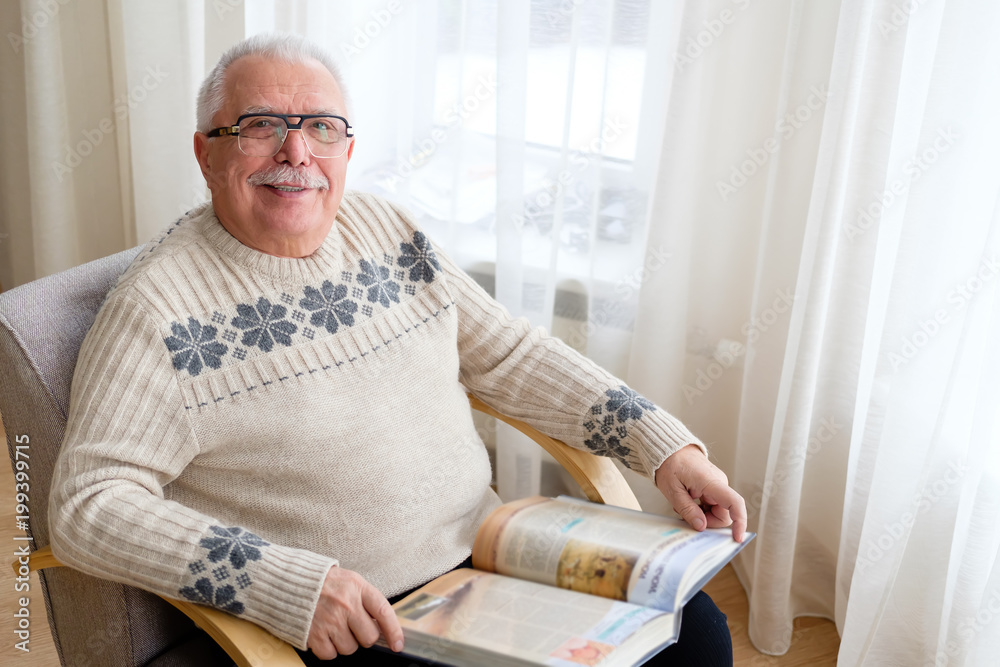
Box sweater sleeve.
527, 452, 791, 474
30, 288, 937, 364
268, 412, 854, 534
436, 249, 708, 479
49, 293, 336, 650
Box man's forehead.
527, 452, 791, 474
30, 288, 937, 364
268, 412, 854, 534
239, 104, 341, 116
223, 55, 345, 116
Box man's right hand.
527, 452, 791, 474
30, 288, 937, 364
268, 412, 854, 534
307, 565, 405, 659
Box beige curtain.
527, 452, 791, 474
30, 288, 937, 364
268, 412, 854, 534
2, 0, 124, 288
0, 0, 207, 290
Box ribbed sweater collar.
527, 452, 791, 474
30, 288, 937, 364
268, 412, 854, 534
200, 206, 343, 285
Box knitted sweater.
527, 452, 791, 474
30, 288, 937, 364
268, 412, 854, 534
49, 191, 705, 649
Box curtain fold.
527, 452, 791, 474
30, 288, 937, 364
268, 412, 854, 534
119, 0, 207, 243
2, 0, 128, 287
0, 0, 210, 287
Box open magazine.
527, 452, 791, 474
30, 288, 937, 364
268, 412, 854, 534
383, 495, 755, 666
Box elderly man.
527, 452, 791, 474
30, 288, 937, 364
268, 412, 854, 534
50, 34, 745, 665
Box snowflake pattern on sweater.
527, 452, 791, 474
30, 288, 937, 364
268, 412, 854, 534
300, 281, 358, 334
398, 231, 442, 283
162, 231, 441, 376
582, 386, 657, 468
164, 318, 229, 376
179, 526, 270, 615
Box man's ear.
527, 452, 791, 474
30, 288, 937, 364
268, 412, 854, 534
193, 132, 214, 189
346, 137, 355, 162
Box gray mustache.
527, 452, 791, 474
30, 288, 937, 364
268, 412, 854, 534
247, 165, 329, 190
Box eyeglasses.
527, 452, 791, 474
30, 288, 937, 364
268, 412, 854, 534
207, 113, 354, 158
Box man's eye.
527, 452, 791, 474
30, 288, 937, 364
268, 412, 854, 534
249, 119, 272, 128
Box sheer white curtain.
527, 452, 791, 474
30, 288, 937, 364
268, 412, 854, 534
632, 0, 1000, 663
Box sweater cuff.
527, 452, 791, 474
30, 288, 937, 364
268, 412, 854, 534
627, 407, 708, 480
233, 544, 337, 650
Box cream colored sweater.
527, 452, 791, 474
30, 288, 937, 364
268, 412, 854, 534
49, 191, 704, 649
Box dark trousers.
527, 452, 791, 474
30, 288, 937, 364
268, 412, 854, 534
298, 557, 733, 667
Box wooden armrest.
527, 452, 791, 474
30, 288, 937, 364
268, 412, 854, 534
16, 546, 305, 667
468, 394, 641, 511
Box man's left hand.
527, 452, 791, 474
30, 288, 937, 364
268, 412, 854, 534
655, 444, 747, 542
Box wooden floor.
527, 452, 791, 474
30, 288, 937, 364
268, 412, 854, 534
702, 567, 840, 666
0, 415, 840, 665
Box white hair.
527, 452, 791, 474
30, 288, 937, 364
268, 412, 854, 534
196, 33, 350, 133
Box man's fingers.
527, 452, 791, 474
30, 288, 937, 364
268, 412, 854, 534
668, 482, 708, 531
728, 491, 748, 543
704, 503, 732, 528
310, 565, 400, 658
347, 609, 382, 649
655, 444, 750, 543
701, 483, 734, 527
332, 632, 360, 656
364, 585, 405, 652
703, 484, 748, 542
307, 633, 337, 661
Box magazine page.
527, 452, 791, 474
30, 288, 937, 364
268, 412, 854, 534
472, 496, 754, 612
388, 568, 678, 667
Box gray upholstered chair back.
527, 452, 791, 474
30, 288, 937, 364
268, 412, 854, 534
0, 248, 227, 666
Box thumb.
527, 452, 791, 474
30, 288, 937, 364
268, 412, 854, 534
669, 484, 707, 531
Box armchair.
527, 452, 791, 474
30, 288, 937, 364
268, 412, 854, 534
1, 249, 639, 666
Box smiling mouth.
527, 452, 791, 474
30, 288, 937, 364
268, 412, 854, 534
248, 165, 329, 192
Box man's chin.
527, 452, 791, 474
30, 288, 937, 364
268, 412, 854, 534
246, 202, 337, 248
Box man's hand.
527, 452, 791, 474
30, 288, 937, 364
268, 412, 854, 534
307, 565, 404, 660
655, 444, 747, 542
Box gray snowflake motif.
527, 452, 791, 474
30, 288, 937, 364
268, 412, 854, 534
231, 298, 297, 352
604, 386, 656, 423
357, 259, 401, 308
178, 578, 245, 614
397, 231, 442, 283
299, 281, 358, 334
583, 432, 632, 467
199, 526, 269, 570
164, 317, 228, 376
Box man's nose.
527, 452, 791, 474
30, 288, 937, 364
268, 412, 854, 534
274, 129, 312, 166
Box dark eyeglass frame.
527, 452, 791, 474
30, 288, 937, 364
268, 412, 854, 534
206, 113, 354, 158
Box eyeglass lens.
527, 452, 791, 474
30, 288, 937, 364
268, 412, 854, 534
238, 116, 351, 158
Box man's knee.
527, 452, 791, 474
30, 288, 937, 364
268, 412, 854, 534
650, 591, 732, 666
